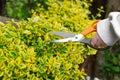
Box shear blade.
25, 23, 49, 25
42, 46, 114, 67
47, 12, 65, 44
50, 31, 75, 37
81, 38, 91, 44
51, 37, 80, 42
51, 38, 72, 42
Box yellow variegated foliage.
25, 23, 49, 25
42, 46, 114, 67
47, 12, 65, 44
0, 0, 96, 79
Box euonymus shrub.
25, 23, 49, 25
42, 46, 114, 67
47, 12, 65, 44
0, 0, 96, 79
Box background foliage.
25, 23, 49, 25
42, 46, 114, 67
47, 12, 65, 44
0, 0, 96, 79
99, 44, 120, 80
5, 0, 37, 19
5, 0, 93, 20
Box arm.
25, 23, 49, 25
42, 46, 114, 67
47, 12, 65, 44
91, 12, 120, 47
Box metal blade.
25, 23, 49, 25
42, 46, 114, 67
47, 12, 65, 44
51, 37, 74, 42
80, 38, 91, 44
51, 34, 84, 43
50, 31, 75, 37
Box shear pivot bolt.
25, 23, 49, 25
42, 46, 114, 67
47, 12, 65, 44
75, 36, 78, 39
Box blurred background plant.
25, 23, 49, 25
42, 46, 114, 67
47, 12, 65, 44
3, 0, 102, 20
3, 0, 48, 19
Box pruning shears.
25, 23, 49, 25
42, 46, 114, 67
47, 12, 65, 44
50, 20, 110, 50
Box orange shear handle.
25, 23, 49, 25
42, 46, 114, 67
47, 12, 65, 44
81, 20, 100, 35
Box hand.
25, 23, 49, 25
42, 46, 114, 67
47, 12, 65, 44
91, 33, 106, 47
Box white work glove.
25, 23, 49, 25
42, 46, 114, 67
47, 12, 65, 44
92, 12, 120, 47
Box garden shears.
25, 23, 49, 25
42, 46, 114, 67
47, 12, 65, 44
50, 20, 110, 50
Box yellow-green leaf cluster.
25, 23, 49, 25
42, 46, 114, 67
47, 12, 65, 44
0, 0, 96, 79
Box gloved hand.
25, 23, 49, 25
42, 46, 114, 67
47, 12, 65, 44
91, 32, 106, 47
90, 25, 106, 47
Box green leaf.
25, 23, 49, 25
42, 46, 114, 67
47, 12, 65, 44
0, 56, 6, 61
